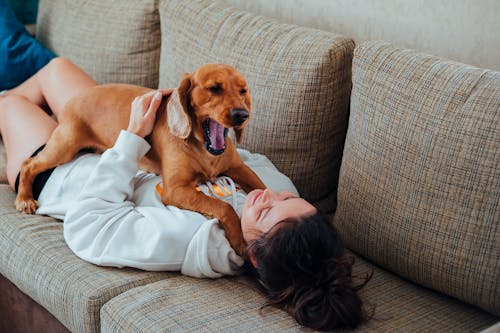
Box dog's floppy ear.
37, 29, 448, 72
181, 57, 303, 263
167, 73, 192, 139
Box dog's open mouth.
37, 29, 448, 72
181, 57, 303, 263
203, 119, 228, 155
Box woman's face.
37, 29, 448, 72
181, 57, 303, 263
241, 189, 317, 243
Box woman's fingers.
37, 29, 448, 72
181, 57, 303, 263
159, 88, 173, 97
128, 91, 159, 137
145, 91, 163, 117
127, 88, 173, 137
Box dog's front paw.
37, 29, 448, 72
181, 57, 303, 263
226, 229, 247, 257
235, 241, 247, 259
15, 197, 38, 214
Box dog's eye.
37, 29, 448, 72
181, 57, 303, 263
208, 85, 222, 94
240, 88, 247, 95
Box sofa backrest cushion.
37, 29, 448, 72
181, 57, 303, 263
334, 41, 499, 315
157, 0, 354, 213
36, 0, 161, 88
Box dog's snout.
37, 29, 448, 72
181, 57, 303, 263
230, 109, 249, 126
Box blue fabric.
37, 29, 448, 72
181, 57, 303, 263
7, 0, 39, 24
1, 0, 56, 90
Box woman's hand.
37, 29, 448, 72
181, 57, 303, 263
127, 89, 173, 138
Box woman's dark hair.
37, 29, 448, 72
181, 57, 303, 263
247, 213, 372, 331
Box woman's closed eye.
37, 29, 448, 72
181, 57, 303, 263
241, 189, 317, 243
258, 195, 297, 221
275, 191, 297, 200
258, 207, 271, 222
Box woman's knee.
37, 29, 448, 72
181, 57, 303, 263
0, 93, 30, 107
0, 94, 31, 121
46, 57, 81, 77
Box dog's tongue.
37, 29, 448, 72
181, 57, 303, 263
209, 120, 226, 150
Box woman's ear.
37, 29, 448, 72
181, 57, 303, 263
249, 251, 258, 268
166, 73, 192, 139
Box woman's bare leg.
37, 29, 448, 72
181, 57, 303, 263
0, 95, 57, 189
4, 57, 96, 118
0, 57, 96, 189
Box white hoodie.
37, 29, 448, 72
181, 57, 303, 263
36, 130, 298, 278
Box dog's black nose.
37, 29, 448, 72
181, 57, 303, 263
230, 109, 249, 126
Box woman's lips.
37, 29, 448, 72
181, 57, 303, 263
252, 190, 263, 205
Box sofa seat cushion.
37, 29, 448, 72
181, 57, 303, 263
100, 250, 497, 332
158, 0, 354, 213
101, 276, 300, 332
0, 185, 172, 333
36, 0, 161, 88
334, 41, 499, 315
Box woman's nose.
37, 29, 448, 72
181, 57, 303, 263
260, 189, 277, 203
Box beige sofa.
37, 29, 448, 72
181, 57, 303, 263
0, 0, 498, 332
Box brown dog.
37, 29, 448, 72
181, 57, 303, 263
15, 63, 266, 255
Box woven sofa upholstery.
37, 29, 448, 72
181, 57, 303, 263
99, 251, 497, 333
158, 0, 353, 213
334, 41, 500, 316
36, 0, 161, 88
0, 187, 172, 332
0, 0, 498, 332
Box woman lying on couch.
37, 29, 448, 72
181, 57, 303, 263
0, 58, 370, 331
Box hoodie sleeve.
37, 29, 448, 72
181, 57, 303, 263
63, 130, 205, 271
